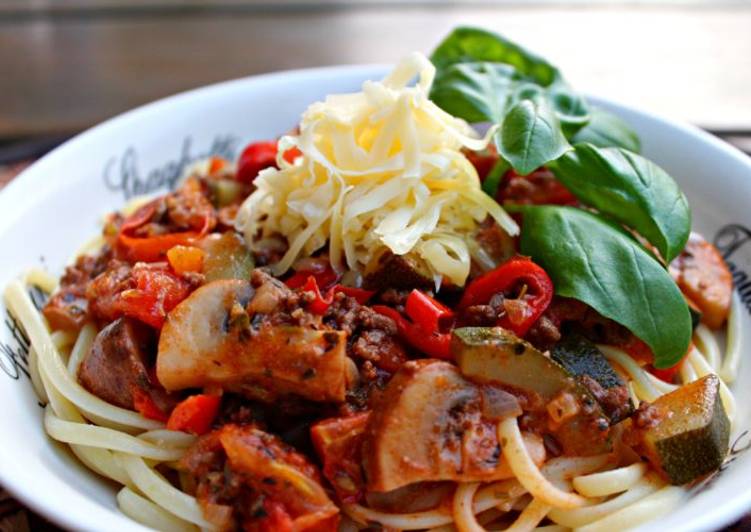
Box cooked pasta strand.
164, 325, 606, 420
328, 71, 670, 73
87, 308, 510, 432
548, 475, 662, 528
67, 323, 96, 375
720, 291, 742, 383
503, 498, 551, 532
120, 453, 215, 529
117, 487, 197, 532
45, 408, 186, 461
694, 324, 722, 371
4, 281, 161, 431
25, 268, 58, 293
572, 463, 646, 497
498, 417, 586, 509
575, 485, 684, 532
454, 482, 484, 532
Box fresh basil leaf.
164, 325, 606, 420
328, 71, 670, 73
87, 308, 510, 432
517, 205, 691, 368
430, 62, 521, 124
430, 26, 559, 86
499, 98, 571, 176
430, 27, 590, 136
481, 157, 510, 198
548, 143, 691, 263
572, 107, 641, 152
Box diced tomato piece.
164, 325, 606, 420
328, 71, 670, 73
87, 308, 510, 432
236, 141, 279, 184
132, 387, 169, 422
114, 264, 191, 329
310, 413, 370, 503
167, 394, 221, 435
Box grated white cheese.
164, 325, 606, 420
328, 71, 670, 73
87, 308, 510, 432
235, 52, 518, 287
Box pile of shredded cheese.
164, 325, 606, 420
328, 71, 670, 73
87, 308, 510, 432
235, 52, 518, 287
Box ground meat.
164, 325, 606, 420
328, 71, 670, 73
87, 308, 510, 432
86, 260, 135, 323
549, 297, 632, 346
375, 288, 410, 312
578, 374, 632, 425
248, 269, 318, 328
42, 246, 113, 331
525, 315, 562, 351
324, 293, 407, 374
458, 293, 505, 328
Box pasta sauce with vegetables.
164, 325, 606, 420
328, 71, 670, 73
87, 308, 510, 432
4, 27, 741, 532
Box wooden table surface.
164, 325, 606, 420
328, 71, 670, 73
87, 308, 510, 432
1, 2, 751, 140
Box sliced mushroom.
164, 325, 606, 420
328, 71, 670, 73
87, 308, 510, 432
156, 279, 349, 402
362, 359, 541, 492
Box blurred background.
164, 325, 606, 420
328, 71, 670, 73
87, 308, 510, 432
1, 0, 751, 170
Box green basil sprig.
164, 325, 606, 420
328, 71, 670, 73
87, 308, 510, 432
548, 143, 691, 263
572, 107, 641, 153
430, 27, 590, 173
500, 97, 570, 176
515, 206, 691, 368
428, 26, 693, 365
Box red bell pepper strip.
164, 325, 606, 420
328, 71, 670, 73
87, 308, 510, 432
459, 257, 554, 337
116, 199, 214, 263
132, 387, 168, 422
373, 290, 455, 360
286, 266, 339, 291
298, 276, 374, 315
166, 394, 221, 435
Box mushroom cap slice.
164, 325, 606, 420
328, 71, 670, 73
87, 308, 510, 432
156, 279, 349, 402
362, 359, 542, 492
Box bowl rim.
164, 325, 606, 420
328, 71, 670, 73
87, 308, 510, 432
1, 62, 750, 532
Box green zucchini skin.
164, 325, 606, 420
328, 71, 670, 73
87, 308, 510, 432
637, 374, 729, 485
551, 334, 634, 424
451, 326, 611, 456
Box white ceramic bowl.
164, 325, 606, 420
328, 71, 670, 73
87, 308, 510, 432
1, 65, 750, 532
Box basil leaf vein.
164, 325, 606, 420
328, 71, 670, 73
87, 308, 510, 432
571, 107, 641, 153
548, 143, 691, 263
517, 205, 691, 368
499, 98, 571, 176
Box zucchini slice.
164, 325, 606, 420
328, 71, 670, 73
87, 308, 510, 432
451, 327, 611, 455
551, 334, 633, 424
635, 374, 729, 485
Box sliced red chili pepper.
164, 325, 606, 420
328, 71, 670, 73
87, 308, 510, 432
286, 266, 339, 291
459, 257, 554, 337
373, 290, 454, 360
301, 276, 332, 315
298, 276, 375, 315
